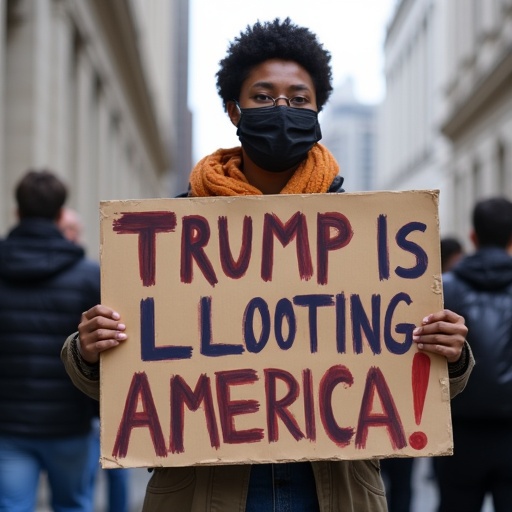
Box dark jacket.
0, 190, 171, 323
443, 246, 512, 420
0, 218, 100, 437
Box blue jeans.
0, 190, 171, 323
88, 418, 130, 512
0, 433, 94, 512
245, 462, 320, 511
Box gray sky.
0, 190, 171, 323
188, 0, 396, 162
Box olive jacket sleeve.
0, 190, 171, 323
61, 332, 100, 401
62, 333, 474, 402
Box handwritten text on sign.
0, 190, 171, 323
99, 191, 450, 469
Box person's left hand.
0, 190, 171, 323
413, 309, 467, 363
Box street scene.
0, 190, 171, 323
2, 0, 512, 511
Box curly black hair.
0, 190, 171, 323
216, 18, 333, 112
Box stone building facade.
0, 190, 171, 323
378, 0, 512, 242
440, 0, 512, 239
377, 0, 448, 196
0, 0, 190, 257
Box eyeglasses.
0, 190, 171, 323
235, 94, 310, 109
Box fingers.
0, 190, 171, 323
421, 309, 466, 327
413, 309, 467, 363
78, 305, 127, 364
81, 304, 120, 323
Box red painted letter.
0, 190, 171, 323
261, 212, 313, 282
355, 367, 406, 449
113, 212, 177, 287
218, 215, 252, 279
319, 365, 355, 446
216, 369, 263, 444
169, 374, 219, 453
112, 372, 166, 458
181, 215, 217, 286
265, 368, 304, 442
317, 212, 353, 285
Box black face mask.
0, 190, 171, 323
236, 106, 322, 173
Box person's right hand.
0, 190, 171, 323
77, 305, 127, 364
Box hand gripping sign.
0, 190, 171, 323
99, 190, 450, 469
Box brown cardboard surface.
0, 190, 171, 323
99, 190, 450, 469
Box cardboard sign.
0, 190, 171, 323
99, 190, 451, 469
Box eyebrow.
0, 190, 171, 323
250, 81, 311, 93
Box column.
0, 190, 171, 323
108, 113, 121, 200
0, 0, 7, 230
499, 119, 512, 196
47, 0, 74, 178
478, 137, 498, 196
459, 157, 473, 239
97, 86, 110, 202
439, 160, 456, 234
74, 45, 94, 226
481, 0, 499, 36
32, 0, 52, 165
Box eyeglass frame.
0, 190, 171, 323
232, 94, 312, 110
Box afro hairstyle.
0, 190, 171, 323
216, 18, 333, 112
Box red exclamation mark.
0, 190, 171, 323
409, 352, 430, 450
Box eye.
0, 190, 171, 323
289, 96, 309, 107
251, 94, 274, 105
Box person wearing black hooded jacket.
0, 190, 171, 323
437, 197, 512, 512
0, 170, 100, 511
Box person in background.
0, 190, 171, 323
0, 170, 100, 511
61, 18, 473, 512
437, 197, 512, 512
58, 206, 130, 512
59, 207, 84, 245
440, 236, 464, 273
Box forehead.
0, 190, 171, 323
241, 59, 315, 95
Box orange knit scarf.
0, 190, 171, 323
189, 144, 339, 197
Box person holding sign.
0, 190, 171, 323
62, 18, 473, 512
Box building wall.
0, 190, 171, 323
440, 0, 512, 241
167, 0, 193, 194
0, 0, 187, 258
378, 0, 447, 191
379, 0, 512, 245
